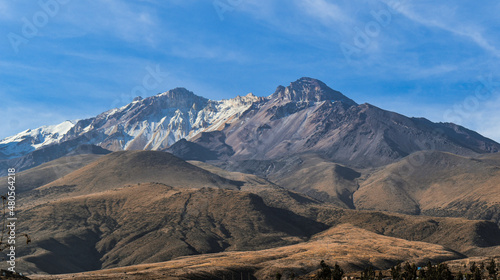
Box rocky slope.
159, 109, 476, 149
218, 79, 499, 168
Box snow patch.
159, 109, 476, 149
0, 90, 261, 159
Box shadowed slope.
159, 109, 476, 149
29, 224, 461, 280
211, 153, 361, 208
18, 183, 326, 274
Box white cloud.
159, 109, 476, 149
297, 0, 350, 25
44, 0, 163, 45
394, 2, 500, 58
0, 1, 16, 21
406, 64, 458, 80
0, 2, 8, 17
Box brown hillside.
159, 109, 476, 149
11, 152, 500, 277
17, 183, 326, 274
187, 160, 500, 257
29, 151, 242, 202
0, 154, 103, 194
29, 224, 461, 280
355, 151, 500, 223
315, 208, 500, 256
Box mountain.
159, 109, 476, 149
4, 77, 500, 277
218, 78, 499, 167
2, 77, 499, 175
0, 88, 261, 161
354, 151, 500, 224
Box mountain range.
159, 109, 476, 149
1, 77, 498, 176
3, 77, 500, 278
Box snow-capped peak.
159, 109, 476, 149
0, 88, 261, 160
0, 120, 77, 159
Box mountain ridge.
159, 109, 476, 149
1, 77, 499, 175
0, 87, 261, 160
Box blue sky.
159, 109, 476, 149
1, 0, 500, 141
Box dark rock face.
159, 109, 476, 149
166, 131, 234, 161
270, 77, 357, 105
166, 139, 220, 161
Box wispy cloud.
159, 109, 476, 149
236, 0, 348, 40
297, 0, 350, 25
169, 44, 249, 63
28, 0, 164, 45
400, 64, 459, 80
394, 2, 500, 58
0, 2, 8, 18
